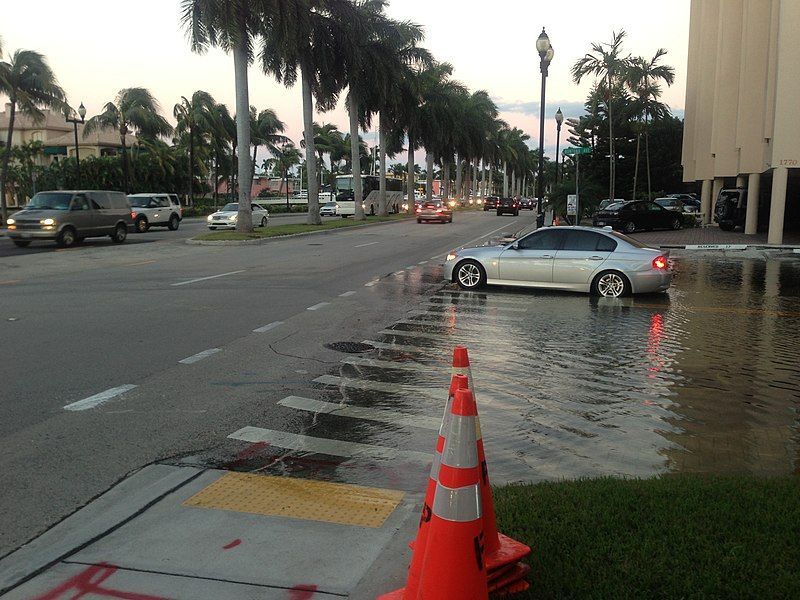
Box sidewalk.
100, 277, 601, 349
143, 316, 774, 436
630, 225, 800, 248
0, 464, 422, 599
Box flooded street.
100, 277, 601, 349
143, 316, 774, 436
241, 254, 800, 488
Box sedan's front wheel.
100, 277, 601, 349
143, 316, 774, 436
455, 260, 486, 290
592, 271, 631, 298
671, 216, 682, 230
623, 221, 636, 234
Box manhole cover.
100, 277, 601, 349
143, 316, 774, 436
324, 342, 374, 353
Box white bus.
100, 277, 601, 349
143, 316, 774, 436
335, 175, 404, 217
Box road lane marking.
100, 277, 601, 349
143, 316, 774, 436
278, 396, 440, 430
377, 328, 454, 340
365, 280, 380, 287
418, 260, 428, 265
253, 321, 283, 333
423, 302, 529, 312
405, 266, 416, 270
434, 291, 533, 305
227, 426, 432, 462
0, 280, 21, 285
363, 340, 428, 353
125, 260, 157, 267
172, 270, 246, 287
313, 374, 443, 398
179, 348, 221, 364
459, 220, 521, 247
393, 270, 405, 276
355, 241, 380, 248
64, 384, 137, 411
341, 356, 444, 372
307, 302, 331, 311
339, 291, 357, 297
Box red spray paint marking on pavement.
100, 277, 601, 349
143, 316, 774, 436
234, 441, 269, 461
222, 539, 242, 550
33, 563, 169, 600
288, 584, 318, 599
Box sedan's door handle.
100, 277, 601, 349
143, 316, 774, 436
589, 256, 605, 260
540, 254, 554, 259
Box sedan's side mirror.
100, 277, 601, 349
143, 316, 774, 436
511, 242, 520, 250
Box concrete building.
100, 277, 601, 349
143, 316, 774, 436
681, 0, 799, 244
1, 105, 137, 206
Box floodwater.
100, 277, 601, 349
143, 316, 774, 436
218, 255, 800, 488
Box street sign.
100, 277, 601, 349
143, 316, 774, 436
563, 147, 591, 156
566, 194, 578, 216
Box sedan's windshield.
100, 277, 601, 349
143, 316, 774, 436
26, 192, 72, 210
221, 203, 238, 212
129, 196, 154, 208
604, 202, 627, 211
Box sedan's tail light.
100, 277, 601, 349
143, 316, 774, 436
652, 256, 668, 270
131, 211, 137, 219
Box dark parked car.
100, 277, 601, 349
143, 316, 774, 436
497, 198, 520, 216
714, 188, 747, 231
592, 200, 683, 233
519, 198, 534, 210
483, 196, 500, 211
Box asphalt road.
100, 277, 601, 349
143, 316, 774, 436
0, 209, 537, 556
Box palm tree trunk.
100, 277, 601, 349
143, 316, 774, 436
301, 65, 321, 225
188, 124, 195, 205
502, 161, 508, 197
378, 113, 388, 216
454, 155, 462, 200
0, 100, 16, 223
425, 152, 434, 202
633, 130, 641, 201
406, 133, 414, 214
233, 42, 253, 233
645, 112, 652, 201
487, 162, 493, 197
348, 95, 365, 221
213, 149, 219, 208
443, 163, 450, 200
464, 160, 471, 202
251, 143, 259, 190
119, 130, 130, 195
607, 73, 615, 202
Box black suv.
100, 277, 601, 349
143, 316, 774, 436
483, 196, 500, 211
714, 188, 747, 231
497, 198, 520, 216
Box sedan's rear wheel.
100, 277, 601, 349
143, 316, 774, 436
592, 271, 631, 298
260, 217, 268, 227
671, 216, 682, 230
455, 260, 486, 290
135, 217, 149, 233
623, 221, 636, 234
168, 214, 180, 231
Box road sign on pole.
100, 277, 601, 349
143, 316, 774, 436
562, 147, 591, 156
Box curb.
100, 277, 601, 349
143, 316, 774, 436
659, 243, 800, 251
186, 217, 414, 246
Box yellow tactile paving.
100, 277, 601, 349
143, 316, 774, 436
183, 472, 405, 528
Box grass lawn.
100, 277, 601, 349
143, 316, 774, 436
493, 475, 800, 598
194, 213, 411, 241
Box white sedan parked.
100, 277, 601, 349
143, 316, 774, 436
319, 202, 340, 217
207, 203, 270, 229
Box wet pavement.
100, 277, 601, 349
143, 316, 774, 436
182, 253, 800, 490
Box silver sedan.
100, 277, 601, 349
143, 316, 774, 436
443, 226, 672, 297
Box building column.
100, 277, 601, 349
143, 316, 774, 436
735, 175, 746, 188
700, 179, 713, 225
767, 166, 788, 245
744, 172, 760, 235
710, 178, 724, 225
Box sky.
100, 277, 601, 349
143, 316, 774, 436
1, 0, 690, 164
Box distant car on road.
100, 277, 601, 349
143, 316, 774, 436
497, 198, 520, 216
319, 202, 340, 217
483, 196, 500, 211
519, 198, 534, 210
128, 193, 183, 233
593, 200, 682, 233
5, 190, 132, 248
444, 226, 672, 297
417, 200, 453, 223
207, 203, 270, 229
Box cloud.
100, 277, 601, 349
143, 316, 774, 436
494, 98, 587, 118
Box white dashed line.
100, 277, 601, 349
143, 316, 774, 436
307, 302, 331, 311
171, 270, 246, 287
253, 321, 283, 333
355, 241, 380, 248
365, 280, 380, 287
418, 261, 428, 265
227, 427, 431, 462
179, 348, 221, 364
393, 270, 405, 276
63, 385, 137, 411
405, 266, 416, 270
339, 291, 357, 297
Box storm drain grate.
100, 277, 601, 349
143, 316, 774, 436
325, 341, 374, 353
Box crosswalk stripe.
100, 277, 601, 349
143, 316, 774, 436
227, 426, 432, 462
433, 292, 534, 306
422, 302, 528, 313
278, 396, 440, 430
377, 329, 455, 340
362, 340, 428, 353
313, 374, 442, 399
341, 356, 446, 372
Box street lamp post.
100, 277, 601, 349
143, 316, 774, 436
64, 102, 86, 189
554, 107, 564, 184
535, 29, 553, 223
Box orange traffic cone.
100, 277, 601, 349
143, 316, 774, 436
451, 347, 531, 572
379, 388, 489, 600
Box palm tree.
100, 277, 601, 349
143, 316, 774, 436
250, 106, 289, 187
264, 142, 301, 209
626, 50, 675, 200
174, 90, 217, 203
85, 88, 172, 194
0, 49, 66, 222
572, 30, 630, 202
182, 0, 280, 232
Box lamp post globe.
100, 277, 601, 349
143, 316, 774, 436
555, 108, 564, 184
536, 28, 551, 57
65, 101, 86, 189
78, 102, 86, 121
536, 29, 553, 224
